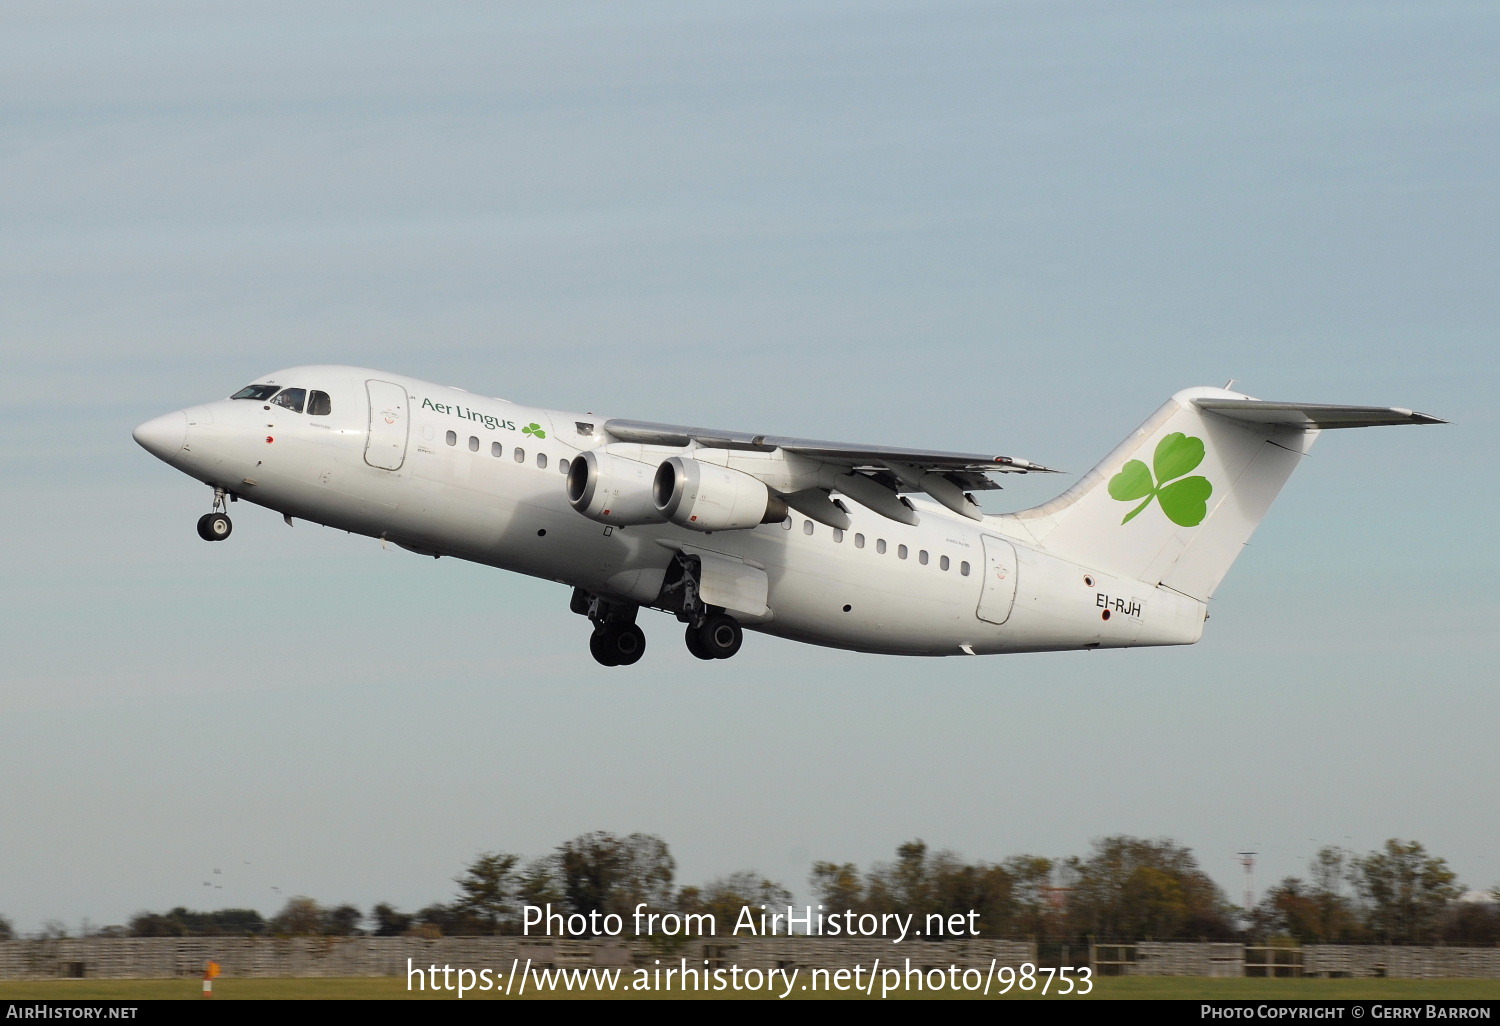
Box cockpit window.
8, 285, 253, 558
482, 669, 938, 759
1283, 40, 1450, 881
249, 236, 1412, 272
231, 384, 281, 401
308, 390, 332, 416
270, 387, 306, 413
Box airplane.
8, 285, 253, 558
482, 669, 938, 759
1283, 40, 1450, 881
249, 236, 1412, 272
133, 366, 1442, 666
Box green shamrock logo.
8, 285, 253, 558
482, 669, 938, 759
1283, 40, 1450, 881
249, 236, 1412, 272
522, 423, 546, 440
1108, 432, 1213, 527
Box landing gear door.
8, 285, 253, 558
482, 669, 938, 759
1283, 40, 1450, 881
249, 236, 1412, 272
697, 553, 768, 620
677, 546, 770, 622
365, 380, 409, 471
977, 535, 1018, 625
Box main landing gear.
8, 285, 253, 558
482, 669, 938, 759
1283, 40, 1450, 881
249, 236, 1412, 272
196, 487, 233, 541
684, 613, 742, 661
572, 589, 646, 667
660, 552, 742, 661
590, 622, 646, 667
570, 575, 746, 666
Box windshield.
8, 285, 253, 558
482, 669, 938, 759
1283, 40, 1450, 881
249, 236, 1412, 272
230, 383, 332, 415
230, 384, 281, 401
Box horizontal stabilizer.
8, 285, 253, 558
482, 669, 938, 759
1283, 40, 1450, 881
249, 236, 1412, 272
1006, 385, 1445, 602
1195, 399, 1446, 429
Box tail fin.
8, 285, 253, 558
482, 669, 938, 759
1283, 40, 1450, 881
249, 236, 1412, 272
1001, 387, 1442, 601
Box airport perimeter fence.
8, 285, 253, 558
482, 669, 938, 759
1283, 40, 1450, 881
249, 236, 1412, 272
1093, 942, 1500, 979
2, 937, 1498, 980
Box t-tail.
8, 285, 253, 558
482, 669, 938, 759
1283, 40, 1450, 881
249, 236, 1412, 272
1000, 386, 1444, 602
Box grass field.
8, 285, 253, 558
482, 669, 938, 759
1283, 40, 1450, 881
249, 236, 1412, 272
2, 977, 1498, 1000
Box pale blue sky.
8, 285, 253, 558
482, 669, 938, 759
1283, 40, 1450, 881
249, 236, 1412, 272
2, 1, 1495, 933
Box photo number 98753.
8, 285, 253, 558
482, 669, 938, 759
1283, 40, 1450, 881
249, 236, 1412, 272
993, 964, 1092, 996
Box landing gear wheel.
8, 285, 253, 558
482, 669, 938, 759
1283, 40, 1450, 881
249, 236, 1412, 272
590, 624, 646, 667
197, 512, 232, 541
611, 624, 645, 666
684, 625, 714, 661
589, 627, 620, 666
693, 614, 743, 660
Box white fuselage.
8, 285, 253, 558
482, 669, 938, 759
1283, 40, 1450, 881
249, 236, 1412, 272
135, 365, 1206, 657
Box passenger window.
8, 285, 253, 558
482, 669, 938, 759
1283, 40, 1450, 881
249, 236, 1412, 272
559, 458, 570, 475
782, 518, 792, 530
492, 442, 502, 457
803, 521, 814, 536
940, 555, 950, 571
446, 430, 457, 446
855, 533, 865, 548
270, 388, 306, 413
515, 448, 525, 463
537, 453, 548, 469
876, 539, 887, 554
961, 561, 971, 576
898, 544, 908, 560
919, 550, 929, 565
468, 436, 479, 451
307, 390, 332, 416
833, 529, 844, 543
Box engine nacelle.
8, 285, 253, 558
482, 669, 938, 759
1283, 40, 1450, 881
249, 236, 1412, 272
567, 450, 668, 526
653, 457, 787, 532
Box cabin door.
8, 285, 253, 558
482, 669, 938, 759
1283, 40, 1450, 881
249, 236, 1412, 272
364, 380, 409, 471
976, 535, 1018, 625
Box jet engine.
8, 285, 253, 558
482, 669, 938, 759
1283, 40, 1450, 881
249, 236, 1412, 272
566, 450, 667, 526
653, 456, 788, 532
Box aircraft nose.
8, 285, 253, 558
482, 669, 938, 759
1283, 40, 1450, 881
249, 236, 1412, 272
133, 410, 188, 460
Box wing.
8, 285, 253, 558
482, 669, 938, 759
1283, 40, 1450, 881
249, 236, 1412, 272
603, 418, 1058, 525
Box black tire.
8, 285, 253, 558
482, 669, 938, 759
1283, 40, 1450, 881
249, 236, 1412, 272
197, 512, 232, 541
696, 614, 743, 659
589, 627, 621, 667
684, 624, 715, 661
613, 624, 646, 666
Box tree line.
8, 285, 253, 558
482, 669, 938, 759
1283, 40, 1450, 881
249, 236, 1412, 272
1248, 840, 1497, 945
7, 833, 1495, 945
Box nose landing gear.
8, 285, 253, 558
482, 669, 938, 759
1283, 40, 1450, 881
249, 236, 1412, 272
196, 487, 233, 541
196, 512, 232, 541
